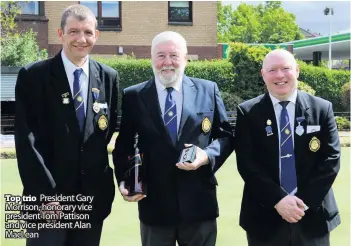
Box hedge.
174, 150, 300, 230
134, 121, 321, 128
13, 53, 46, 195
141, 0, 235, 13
95, 57, 235, 111
96, 47, 350, 112
298, 62, 350, 111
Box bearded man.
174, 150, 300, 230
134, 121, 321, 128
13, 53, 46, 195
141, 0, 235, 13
113, 31, 234, 246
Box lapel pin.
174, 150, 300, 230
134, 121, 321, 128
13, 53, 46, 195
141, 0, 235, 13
62, 98, 70, 104
266, 119, 273, 136
61, 92, 70, 104
265, 125, 273, 136
93, 102, 100, 113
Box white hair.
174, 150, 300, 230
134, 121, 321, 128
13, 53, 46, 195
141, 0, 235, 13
151, 31, 188, 57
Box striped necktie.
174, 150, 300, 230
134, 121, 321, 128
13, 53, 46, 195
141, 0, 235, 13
164, 87, 177, 145
279, 101, 297, 194
73, 69, 85, 132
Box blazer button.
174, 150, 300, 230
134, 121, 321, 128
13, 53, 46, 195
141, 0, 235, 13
81, 170, 85, 175
80, 147, 84, 152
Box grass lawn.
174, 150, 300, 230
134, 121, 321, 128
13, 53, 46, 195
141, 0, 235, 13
1, 148, 350, 246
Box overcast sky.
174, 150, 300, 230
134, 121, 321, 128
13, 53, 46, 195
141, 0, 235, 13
223, 1, 350, 36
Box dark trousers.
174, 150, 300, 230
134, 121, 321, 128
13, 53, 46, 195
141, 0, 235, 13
247, 222, 330, 246
140, 220, 217, 246
26, 222, 103, 246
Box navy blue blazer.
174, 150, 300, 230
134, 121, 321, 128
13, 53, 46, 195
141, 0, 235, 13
113, 75, 234, 226
235, 90, 340, 239
15, 53, 119, 222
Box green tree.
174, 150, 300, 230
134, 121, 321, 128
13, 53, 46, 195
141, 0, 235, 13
231, 4, 261, 43
264, 1, 283, 10
217, 1, 303, 43
0, 2, 21, 41
1, 1, 48, 66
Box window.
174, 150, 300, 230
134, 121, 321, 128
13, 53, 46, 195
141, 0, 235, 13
13, 1, 44, 16
168, 1, 192, 24
80, 1, 121, 29
19, 1, 39, 15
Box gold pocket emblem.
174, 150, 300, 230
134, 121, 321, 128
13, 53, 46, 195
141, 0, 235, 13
309, 136, 320, 152
202, 117, 211, 134
98, 115, 108, 130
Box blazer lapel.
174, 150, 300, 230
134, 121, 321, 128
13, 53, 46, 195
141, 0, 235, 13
261, 93, 280, 181
50, 53, 80, 135
177, 76, 197, 149
83, 60, 102, 143
140, 78, 174, 147
294, 90, 310, 166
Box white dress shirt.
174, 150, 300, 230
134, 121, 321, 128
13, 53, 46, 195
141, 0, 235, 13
155, 76, 183, 134
61, 51, 89, 115
269, 89, 297, 195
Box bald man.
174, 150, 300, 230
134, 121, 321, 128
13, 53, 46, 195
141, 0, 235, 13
235, 49, 341, 246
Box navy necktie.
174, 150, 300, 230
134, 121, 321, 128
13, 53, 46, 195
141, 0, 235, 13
279, 101, 297, 194
164, 87, 177, 145
73, 69, 85, 132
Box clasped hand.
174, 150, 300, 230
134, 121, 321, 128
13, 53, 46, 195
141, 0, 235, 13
275, 195, 306, 223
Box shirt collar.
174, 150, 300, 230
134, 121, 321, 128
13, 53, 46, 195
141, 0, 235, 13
154, 75, 183, 93
61, 50, 89, 78
269, 89, 297, 107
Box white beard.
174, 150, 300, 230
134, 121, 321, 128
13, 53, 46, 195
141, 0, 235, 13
153, 65, 184, 87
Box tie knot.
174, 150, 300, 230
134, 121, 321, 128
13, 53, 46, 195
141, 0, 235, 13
166, 87, 174, 94
279, 101, 289, 109
74, 68, 83, 79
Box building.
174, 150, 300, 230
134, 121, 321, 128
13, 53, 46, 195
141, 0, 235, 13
15, 1, 218, 60
1, 1, 218, 134
299, 27, 320, 39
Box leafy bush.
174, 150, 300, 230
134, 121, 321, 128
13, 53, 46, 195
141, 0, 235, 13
185, 60, 235, 92
297, 81, 315, 95
227, 42, 271, 100
339, 82, 350, 112
220, 91, 243, 111
297, 61, 350, 111
97, 45, 350, 113
335, 116, 350, 131
0, 149, 16, 159
95, 58, 236, 111
1, 30, 48, 66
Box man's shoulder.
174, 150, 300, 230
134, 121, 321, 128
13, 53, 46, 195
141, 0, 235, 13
238, 94, 266, 110
124, 80, 150, 95
298, 90, 331, 107
187, 76, 216, 88
22, 58, 52, 74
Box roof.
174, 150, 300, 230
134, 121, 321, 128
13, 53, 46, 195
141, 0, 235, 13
281, 32, 350, 60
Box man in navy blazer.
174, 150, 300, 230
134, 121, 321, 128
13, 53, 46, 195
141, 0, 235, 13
113, 31, 234, 246
235, 49, 340, 246
15, 5, 118, 246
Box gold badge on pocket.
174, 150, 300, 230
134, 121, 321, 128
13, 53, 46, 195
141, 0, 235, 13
202, 117, 211, 134
98, 115, 108, 130
309, 136, 320, 152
